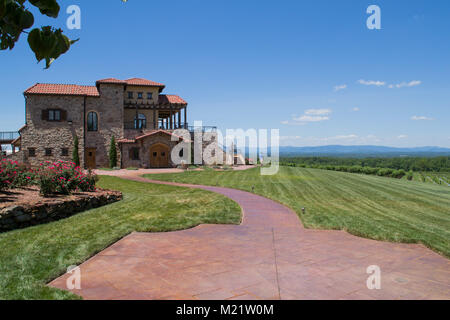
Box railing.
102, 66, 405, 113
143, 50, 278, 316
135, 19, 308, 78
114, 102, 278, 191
156, 122, 189, 130
0, 132, 19, 142
188, 126, 217, 132
123, 123, 217, 132
124, 121, 147, 130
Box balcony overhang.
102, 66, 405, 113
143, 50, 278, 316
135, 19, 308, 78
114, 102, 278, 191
124, 102, 187, 110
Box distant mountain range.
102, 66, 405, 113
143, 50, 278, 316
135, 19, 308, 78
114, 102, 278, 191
278, 145, 450, 157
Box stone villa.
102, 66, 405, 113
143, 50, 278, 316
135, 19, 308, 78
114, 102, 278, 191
6, 78, 217, 169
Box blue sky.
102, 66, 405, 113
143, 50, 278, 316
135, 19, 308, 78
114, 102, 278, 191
1, 0, 449, 147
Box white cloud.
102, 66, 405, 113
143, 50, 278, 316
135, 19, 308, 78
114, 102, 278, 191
411, 115, 434, 121
304, 108, 332, 116
293, 115, 330, 122
358, 79, 386, 87
397, 135, 408, 139
282, 109, 332, 125
352, 107, 360, 112
389, 80, 421, 89
334, 84, 347, 92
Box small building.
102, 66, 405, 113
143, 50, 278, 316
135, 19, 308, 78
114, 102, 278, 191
7, 78, 216, 169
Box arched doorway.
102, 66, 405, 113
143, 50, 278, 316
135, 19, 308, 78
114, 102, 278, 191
150, 143, 170, 168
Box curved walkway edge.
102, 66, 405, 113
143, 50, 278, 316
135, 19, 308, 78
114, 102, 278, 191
49, 171, 450, 300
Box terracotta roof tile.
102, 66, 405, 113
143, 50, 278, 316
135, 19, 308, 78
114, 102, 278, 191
117, 138, 135, 144
24, 83, 100, 97
96, 78, 126, 85
134, 130, 187, 142
125, 78, 165, 87
158, 94, 187, 105
118, 130, 186, 144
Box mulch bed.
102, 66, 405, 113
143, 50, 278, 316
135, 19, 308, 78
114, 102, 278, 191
0, 187, 122, 232
0, 186, 107, 209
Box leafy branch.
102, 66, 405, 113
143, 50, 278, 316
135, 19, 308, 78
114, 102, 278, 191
0, 0, 128, 68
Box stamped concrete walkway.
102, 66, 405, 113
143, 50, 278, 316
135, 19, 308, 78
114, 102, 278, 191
50, 171, 450, 300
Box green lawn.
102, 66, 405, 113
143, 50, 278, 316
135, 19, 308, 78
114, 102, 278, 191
0, 176, 241, 300
147, 166, 450, 257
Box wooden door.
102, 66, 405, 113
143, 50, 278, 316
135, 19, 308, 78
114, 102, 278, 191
85, 148, 96, 169
150, 144, 169, 168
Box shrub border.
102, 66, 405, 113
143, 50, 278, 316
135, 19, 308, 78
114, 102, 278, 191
0, 189, 122, 232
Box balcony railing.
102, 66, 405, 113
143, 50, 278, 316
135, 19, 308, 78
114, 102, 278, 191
123, 122, 217, 132
188, 126, 217, 132
0, 132, 19, 143
124, 120, 147, 130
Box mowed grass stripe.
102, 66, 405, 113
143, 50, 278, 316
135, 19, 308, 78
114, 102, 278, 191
331, 171, 449, 245
147, 166, 450, 257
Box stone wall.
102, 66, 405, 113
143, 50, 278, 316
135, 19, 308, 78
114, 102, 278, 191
20, 83, 124, 168
0, 190, 122, 232
121, 131, 181, 168
120, 131, 223, 168
85, 84, 124, 167
124, 86, 160, 105
21, 95, 85, 167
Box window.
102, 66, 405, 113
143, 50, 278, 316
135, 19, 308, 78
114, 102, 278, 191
45, 148, 52, 156
87, 112, 98, 131
61, 148, 69, 156
153, 152, 157, 157
128, 91, 133, 99
130, 147, 140, 160
134, 113, 146, 129
147, 92, 153, 99
28, 148, 36, 157
48, 109, 61, 121
137, 92, 143, 99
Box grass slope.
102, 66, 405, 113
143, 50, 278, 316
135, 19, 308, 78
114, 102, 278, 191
147, 166, 450, 257
0, 176, 241, 300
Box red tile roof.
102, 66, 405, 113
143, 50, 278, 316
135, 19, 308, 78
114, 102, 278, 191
117, 138, 135, 144
158, 94, 187, 105
125, 78, 165, 87
24, 83, 100, 97
24, 79, 181, 100
96, 78, 125, 85
118, 130, 188, 144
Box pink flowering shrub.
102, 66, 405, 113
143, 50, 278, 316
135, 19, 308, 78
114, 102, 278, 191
36, 161, 97, 196
1, 159, 97, 196
0, 159, 35, 190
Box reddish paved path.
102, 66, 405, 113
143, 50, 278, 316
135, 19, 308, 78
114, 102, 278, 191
50, 172, 450, 300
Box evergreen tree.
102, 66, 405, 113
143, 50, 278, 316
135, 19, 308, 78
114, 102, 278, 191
72, 135, 80, 167
109, 136, 117, 168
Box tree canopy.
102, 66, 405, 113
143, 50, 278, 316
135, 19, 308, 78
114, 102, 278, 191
0, 0, 127, 68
